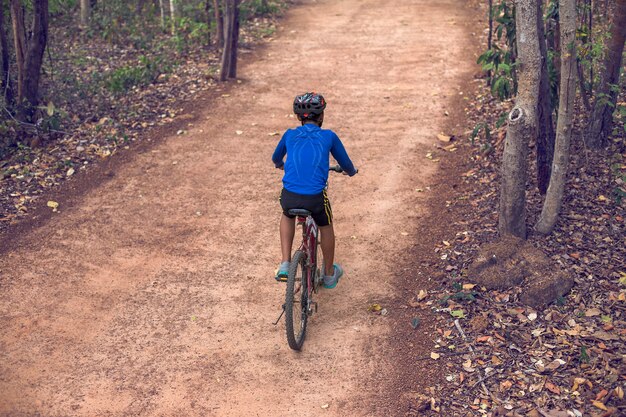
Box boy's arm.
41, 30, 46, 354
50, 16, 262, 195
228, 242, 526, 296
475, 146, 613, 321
330, 133, 357, 176
272, 135, 287, 168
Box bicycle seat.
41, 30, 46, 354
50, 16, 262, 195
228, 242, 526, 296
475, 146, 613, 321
288, 209, 312, 217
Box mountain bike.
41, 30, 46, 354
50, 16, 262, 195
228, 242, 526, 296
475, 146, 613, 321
276, 165, 345, 351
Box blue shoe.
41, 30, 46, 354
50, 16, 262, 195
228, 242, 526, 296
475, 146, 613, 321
275, 261, 290, 282
323, 264, 343, 289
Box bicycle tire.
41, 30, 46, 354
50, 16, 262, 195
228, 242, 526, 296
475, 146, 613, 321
285, 250, 308, 350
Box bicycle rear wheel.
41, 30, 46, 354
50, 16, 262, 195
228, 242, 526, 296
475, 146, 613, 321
285, 250, 308, 350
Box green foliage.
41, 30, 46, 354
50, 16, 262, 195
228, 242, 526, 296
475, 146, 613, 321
103, 56, 168, 93
36, 101, 67, 133
48, 0, 78, 15
478, 0, 517, 101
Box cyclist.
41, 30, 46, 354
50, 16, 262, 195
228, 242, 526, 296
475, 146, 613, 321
272, 92, 358, 289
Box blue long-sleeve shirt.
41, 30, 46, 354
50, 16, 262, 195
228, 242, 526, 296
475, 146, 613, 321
272, 124, 357, 195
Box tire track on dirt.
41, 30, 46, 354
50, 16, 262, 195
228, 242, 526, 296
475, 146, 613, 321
0, 0, 474, 415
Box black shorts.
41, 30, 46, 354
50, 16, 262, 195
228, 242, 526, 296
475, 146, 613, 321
280, 188, 333, 227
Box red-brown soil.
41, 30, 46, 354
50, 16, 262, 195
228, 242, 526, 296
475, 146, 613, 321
0, 0, 478, 415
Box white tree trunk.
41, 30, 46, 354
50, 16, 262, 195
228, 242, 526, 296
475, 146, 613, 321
79, 0, 90, 28
535, 0, 578, 234
498, 0, 542, 239
170, 0, 178, 35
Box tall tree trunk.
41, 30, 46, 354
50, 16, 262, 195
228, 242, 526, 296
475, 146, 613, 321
0, 0, 13, 107
498, 0, 542, 239
80, 0, 90, 28
170, 0, 178, 35
227, 0, 239, 78
487, 0, 493, 84
219, 0, 233, 81
205, 0, 211, 46
536, 0, 577, 234
214, 0, 223, 47
22, 0, 49, 120
9, 0, 25, 104
159, 0, 166, 30
586, 0, 626, 148
536, 0, 555, 195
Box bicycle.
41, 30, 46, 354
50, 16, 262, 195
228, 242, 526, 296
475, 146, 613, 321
275, 165, 347, 351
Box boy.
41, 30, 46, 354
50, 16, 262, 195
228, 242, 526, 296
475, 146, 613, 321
272, 92, 358, 288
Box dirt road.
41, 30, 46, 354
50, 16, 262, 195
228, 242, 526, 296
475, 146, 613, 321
0, 0, 475, 415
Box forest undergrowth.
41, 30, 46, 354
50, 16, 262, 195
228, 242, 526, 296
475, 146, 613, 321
405, 10, 626, 417
0, 1, 287, 230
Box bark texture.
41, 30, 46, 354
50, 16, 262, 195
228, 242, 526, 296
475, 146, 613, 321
586, 0, 626, 148
0, 0, 13, 106
213, 0, 224, 47
9, 0, 25, 102
170, 0, 179, 34
498, 0, 542, 239
536, 0, 555, 195
22, 0, 49, 119
159, 0, 165, 30
219, 0, 239, 81
80, 0, 90, 28
536, 0, 578, 234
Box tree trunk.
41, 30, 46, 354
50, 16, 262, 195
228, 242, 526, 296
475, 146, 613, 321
0, 0, 13, 107
21, 0, 49, 120
487, 0, 493, 84
9, 0, 25, 104
227, 0, 239, 78
205, 0, 211, 46
536, 0, 577, 234
80, 0, 90, 28
536, 0, 555, 195
586, 0, 626, 148
170, 0, 178, 35
214, 0, 223, 47
219, 0, 233, 81
159, 0, 166, 30
498, 0, 542, 239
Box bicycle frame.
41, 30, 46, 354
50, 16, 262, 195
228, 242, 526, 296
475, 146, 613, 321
296, 214, 319, 300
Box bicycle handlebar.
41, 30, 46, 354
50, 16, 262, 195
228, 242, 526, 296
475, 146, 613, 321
329, 165, 358, 174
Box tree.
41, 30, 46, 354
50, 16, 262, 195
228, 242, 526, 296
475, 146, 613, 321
498, 0, 542, 239
536, 0, 555, 195
219, 0, 239, 81
535, 0, 577, 234
80, 0, 90, 28
213, 0, 223, 47
0, 0, 13, 106
9, 0, 25, 103
9, 0, 49, 121
159, 0, 166, 31
586, 0, 626, 148
170, 0, 179, 35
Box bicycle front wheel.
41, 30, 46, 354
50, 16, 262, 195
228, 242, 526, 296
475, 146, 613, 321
285, 250, 308, 350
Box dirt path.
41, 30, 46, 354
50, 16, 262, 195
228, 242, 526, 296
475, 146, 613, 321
0, 1, 474, 415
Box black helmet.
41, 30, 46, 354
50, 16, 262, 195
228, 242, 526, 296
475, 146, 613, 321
293, 92, 326, 118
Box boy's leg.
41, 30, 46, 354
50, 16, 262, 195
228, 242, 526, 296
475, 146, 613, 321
319, 224, 335, 276
280, 214, 296, 263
